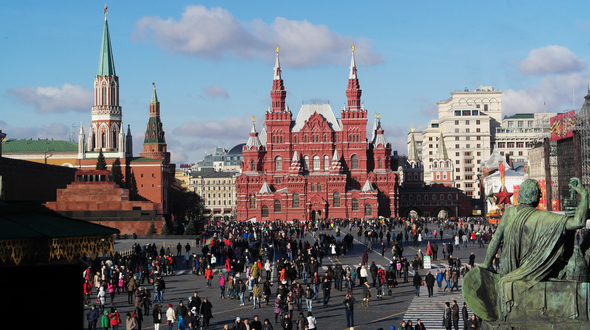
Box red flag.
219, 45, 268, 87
426, 241, 433, 256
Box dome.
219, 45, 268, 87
228, 143, 246, 155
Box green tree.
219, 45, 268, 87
111, 159, 124, 186
96, 150, 107, 170
168, 179, 205, 232
160, 222, 169, 235
184, 219, 197, 235
147, 221, 157, 235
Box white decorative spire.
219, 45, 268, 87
259, 181, 273, 195
362, 179, 375, 192
332, 149, 339, 161
78, 122, 85, 158
292, 150, 299, 162
246, 117, 262, 148
349, 44, 357, 79
274, 45, 282, 81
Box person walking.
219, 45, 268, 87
343, 294, 355, 328
443, 302, 452, 330
152, 304, 162, 330
321, 278, 331, 307
87, 304, 100, 330
165, 303, 175, 330
126, 312, 137, 330
462, 302, 469, 330
413, 271, 422, 297
425, 270, 435, 297
253, 282, 262, 309
436, 268, 444, 292
452, 300, 460, 330
361, 281, 371, 307
200, 298, 213, 328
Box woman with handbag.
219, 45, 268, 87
152, 304, 162, 330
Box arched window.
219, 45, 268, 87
432, 194, 437, 201
443, 172, 447, 180
317, 183, 321, 192
293, 193, 300, 208
101, 133, 106, 148
250, 160, 255, 171
417, 195, 421, 201
310, 183, 315, 192
413, 173, 418, 180
304, 156, 309, 171
262, 206, 269, 218
365, 204, 372, 216
351, 155, 359, 169
274, 200, 281, 212
304, 135, 308, 143
333, 192, 340, 207
425, 194, 429, 201
352, 198, 359, 211
294, 136, 298, 143
313, 156, 320, 171
448, 194, 452, 201
249, 195, 256, 209
112, 130, 117, 149
378, 158, 382, 169
275, 156, 282, 171
324, 155, 329, 171
436, 172, 440, 180
440, 194, 444, 201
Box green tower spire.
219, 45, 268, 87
97, 14, 116, 77
151, 83, 159, 103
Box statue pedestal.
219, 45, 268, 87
482, 281, 590, 330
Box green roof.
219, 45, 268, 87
143, 116, 166, 145
2, 139, 78, 153
97, 18, 116, 77
0, 201, 119, 239
130, 157, 161, 163
504, 113, 534, 119
151, 85, 159, 103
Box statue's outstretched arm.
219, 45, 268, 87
565, 177, 588, 231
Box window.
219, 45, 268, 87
507, 142, 515, 148
304, 156, 309, 170
455, 110, 461, 116
472, 110, 479, 116
516, 142, 524, 148
313, 156, 320, 171
477, 152, 481, 156
324, 156, 329, 170
310, 183, 315, 192
466, 136, 470, 140
456, 184, 461, 188
294, 136, 298, 143
455, 144, 460, 149
455, 128, 459, 133
465, 175, 473, 180
508, 121, 514, 128
293, 193, 299, 208
455, 137, 459, 141
462, 110, 471, 116
250, 160, 255, 171
274, 200, 281, 212
484, 105, 488, 111
465, 128, 470, 133
276, 178, 282, 184
464, 151, 472, 156
352, 198, 359, 211
429, 137, 433, 141
477, 136, 481, 141
440, 194, 444, 201
378, 158, 382, 169
275, 156, 282, 171
466, 183, 473, 188
455, 152, 460, 156
476, 128, 481, 133
455, 120, 459, 125
528, 121, 534, 128
476, 120, 480, 125
333, 192, 341, 207
518, 151, 523, 156
517, 121, 523, 128
424, 195, 428, 201
429, 144, 433, 148
262, 206, 269, 218
498, 142, 505, 148
317, 183, 321, 192
466, 144, 470, 148
477, 144, 481, 148
456, 168, 461, 172
465, 120, 470, 125
365, 204, 372, 216
351, 155, 359, 169
455, 160, 460, 165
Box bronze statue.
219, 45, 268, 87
463, 178, 590, 329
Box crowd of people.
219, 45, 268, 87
84, 217, 495, 330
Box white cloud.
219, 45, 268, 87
8, 83, 93, 113
132, 5, 383, 68
518, 45, 586, 75
202, 85, 229, 99
503, 70, 590, 115
0, 121, 72, 141
172, 114, 257, 140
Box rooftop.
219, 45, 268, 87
2, 139, 78, 153
503, 113, 535, 120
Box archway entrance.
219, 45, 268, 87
311, 210, 322, 221
408, 210, 418, 219
437, 209, 448, 219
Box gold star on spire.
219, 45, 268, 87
351, 44, 355, 52
104, 3, 108, 19
252, 116, 256, 123
411, 127, 415, 133
276, 45, 280, 54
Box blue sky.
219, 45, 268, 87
2, 1, 590, 163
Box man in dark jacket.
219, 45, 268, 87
175, 301, 188, 321
87, 304, 99, 330
425, 270, 436, 297
344, 294, 355, 328
413, 271, 422, 296
462, 302, 469, 330
452, 300, 460, 330
370, 262, 378, 287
